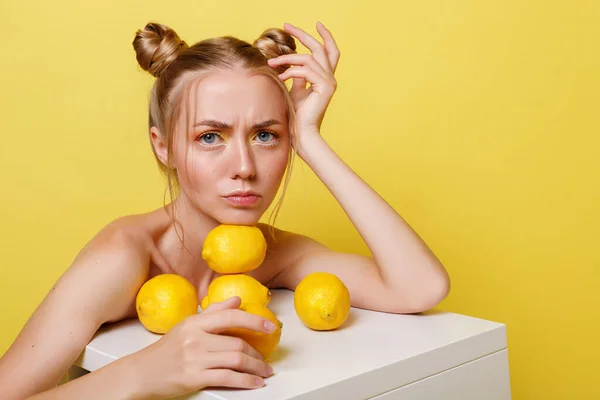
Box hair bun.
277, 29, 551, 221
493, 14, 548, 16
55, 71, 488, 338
253, 28, 297, 74
133, 22, 188, 77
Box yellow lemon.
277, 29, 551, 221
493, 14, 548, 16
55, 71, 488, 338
204, 274, 271, 309
294, 272, 351, 331
201, 225, 267, 274
222, 303, 282, 360
135, 274, 198, 334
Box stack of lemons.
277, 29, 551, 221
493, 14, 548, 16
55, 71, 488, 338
199, 225, 281, 360
136, 224, 352, 360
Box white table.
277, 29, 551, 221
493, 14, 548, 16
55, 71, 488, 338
69, 290, 512, 399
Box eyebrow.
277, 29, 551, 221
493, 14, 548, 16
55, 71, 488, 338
193, 119, 283, 130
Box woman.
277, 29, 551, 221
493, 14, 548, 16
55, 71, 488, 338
0, 21, 450, 399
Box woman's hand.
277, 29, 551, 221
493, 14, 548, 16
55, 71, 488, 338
132, 296, 275, 400
267, 22, 340, 155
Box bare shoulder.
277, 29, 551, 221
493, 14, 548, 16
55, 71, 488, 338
254, 223, 332, 286
74, 214, 152, 267
50, 213, 156, 323
257, 223, 329, 256
40, 211, 173, 336
0, 213, 158, 397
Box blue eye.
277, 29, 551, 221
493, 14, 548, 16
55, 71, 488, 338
256, 131, 276, 142
199, 133, 221, 144
203, 134, 216, 143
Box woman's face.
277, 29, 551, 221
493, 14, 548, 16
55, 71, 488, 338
172, 69, 291, 225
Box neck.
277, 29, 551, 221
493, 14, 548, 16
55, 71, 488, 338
160, 194, 220, 288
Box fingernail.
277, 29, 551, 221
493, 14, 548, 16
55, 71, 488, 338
255, 377, 265, 387
267, 365, 274, 375
264, 320, 277, 332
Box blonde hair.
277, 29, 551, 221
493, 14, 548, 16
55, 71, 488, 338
132, 22, 298, 241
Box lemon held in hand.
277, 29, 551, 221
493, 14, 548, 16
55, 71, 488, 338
203, 274, 271, 309
201, 224, 267, 274
294, 272, 351, 331
136, 274, 198, 334
222, 303, 282, 360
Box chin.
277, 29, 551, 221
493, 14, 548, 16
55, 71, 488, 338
212, 208, 264, 226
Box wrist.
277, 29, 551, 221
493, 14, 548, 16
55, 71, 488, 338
294, 130, 326, 160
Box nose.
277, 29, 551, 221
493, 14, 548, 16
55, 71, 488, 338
229, 139, 256, 180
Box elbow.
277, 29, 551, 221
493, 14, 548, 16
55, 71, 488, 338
420, 270, 451, 312
411, 256, 451, 312
387, 267, 451, 314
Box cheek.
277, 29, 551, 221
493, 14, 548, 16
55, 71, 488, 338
189, 159, 215, 187
176, 148, 216, 191
265, 149, 290, 182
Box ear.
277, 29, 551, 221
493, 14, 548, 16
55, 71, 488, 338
150, 126, 170, 167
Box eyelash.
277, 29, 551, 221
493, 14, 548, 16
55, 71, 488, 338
196, 130, 280, 147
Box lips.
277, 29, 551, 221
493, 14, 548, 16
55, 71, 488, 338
223, 191, 261, 207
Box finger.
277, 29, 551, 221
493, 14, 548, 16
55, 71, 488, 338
200, 309, 277, 334
207, 334, 264, 361
290, 77, 306, 97
202, 296, 241, 314
291, 77, 306, 88
269, 54, 330, 79
283, 23, 332, 74
278, 67, 335, 92
205, 351, 273, 378
199, 369, 265, 390
316, 21, 341, 73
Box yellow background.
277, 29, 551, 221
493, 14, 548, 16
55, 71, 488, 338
1, 0, 598, 398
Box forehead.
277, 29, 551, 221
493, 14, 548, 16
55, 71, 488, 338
186, 69, 287, 122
